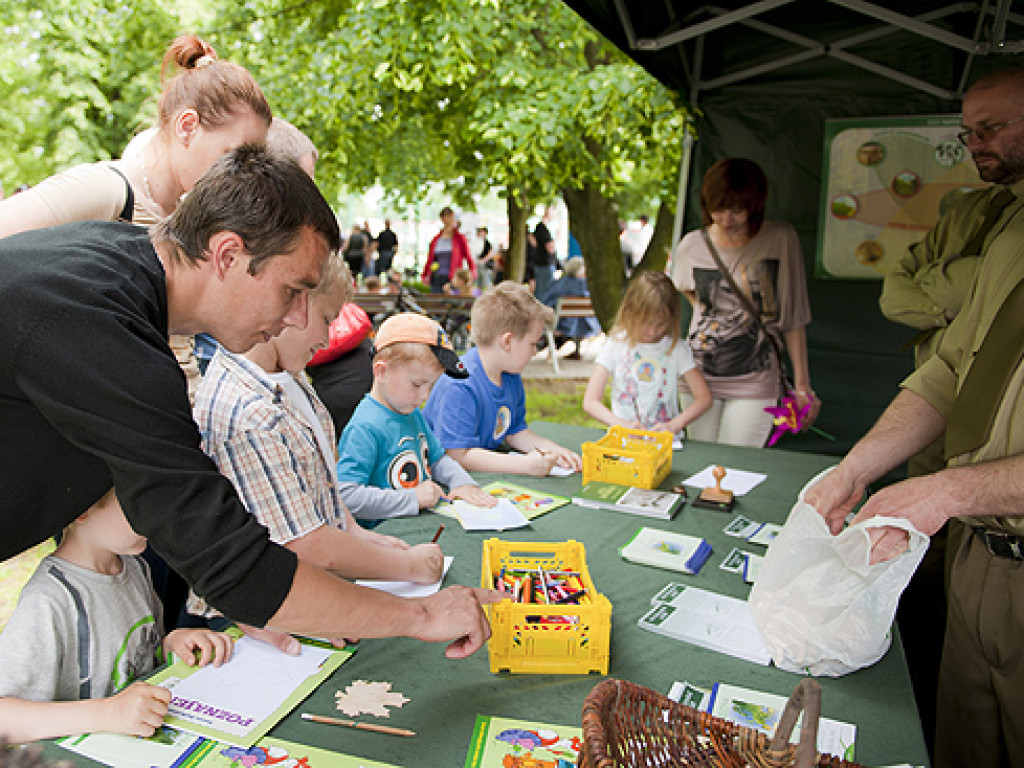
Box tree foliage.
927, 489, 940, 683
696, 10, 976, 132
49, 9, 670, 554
212, 0, 689, 322
0, 0, 179, 190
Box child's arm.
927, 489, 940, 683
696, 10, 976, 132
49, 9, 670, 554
660, 367, 713, 434
506, 428, 583, 472
163, 628, 235, 668
447, 446, 558, 476
0, 682, 170, 743
336, 481, 421, 519
582, 363, 641, 428
285, 523, 443, 584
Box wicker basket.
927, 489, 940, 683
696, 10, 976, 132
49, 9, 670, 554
579, 678, 865, 768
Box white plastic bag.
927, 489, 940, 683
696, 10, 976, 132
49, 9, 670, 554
748, 467, 929, 676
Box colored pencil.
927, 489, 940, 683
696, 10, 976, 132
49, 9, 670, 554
301, 713, 416, 737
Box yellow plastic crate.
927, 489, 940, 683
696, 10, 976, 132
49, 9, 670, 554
481, 539, 611, 675
581, 426, 673, 489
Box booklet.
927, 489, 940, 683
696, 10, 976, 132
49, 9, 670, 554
434, 481, 569, 520
707, 682, 857, 761
573, 481, 685, 520
61, 729, 399, 768
452, 497, 531, 531
640, 584, 772, 665
463, 714, 583, 768
148, 635, 352, 747
620, 527, 712, 574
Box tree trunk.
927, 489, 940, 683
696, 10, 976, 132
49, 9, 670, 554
563, 182, 624, 331
634, 201, 675, 273
505, 192, 529, 284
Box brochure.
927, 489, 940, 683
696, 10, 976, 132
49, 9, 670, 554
463, 714, 583, 768
640, 584, 772, 665
708, 682, 857, 761
148, 635, 352, 747
620, 527, 712, 574
435, 481, 569, 520
573, 481, 685, 520
61, 729, 399, 768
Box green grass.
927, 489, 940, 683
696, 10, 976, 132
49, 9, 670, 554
524, 378, 604, 428
0, 540, 54, 631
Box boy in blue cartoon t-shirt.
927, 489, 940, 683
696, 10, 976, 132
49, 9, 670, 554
336, 313, 495, 520
423, 282, 582, 477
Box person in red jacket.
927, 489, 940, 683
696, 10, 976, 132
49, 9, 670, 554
421, 206, 475, 293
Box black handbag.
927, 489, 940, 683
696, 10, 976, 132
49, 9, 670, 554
700, 228, 794, 402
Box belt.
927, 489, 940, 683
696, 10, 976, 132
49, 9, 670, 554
973, 527, 1024, 561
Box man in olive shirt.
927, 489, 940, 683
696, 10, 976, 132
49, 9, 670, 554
809, 68, 1024, 767
0, 145, 496, 659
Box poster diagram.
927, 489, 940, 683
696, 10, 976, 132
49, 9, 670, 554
816, 115, 985, 279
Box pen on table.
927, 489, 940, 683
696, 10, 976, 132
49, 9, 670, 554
301, 713, 416, 737
431, 524, 445, 544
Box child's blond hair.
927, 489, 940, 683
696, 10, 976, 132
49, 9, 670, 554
313, 254, 353, 304
471, 282, 553, 346
610, 270, 681, 347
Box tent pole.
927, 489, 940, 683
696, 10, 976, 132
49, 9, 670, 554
672, 130, 695, 251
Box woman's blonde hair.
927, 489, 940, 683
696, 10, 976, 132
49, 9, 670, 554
157, 34, 272, 133
610, 270, 681, 347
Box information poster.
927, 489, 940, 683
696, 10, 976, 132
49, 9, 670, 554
816, 115, 985, 278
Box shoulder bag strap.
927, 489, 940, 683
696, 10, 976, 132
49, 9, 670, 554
107, 164, 135, 223
700, 228, 789, 386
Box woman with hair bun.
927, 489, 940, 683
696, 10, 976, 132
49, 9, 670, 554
670, 157, 819, 448
0, 33, 271, 236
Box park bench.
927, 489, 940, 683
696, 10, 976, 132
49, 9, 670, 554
544, 295, 598, 374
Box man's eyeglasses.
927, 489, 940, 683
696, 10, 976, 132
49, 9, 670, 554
957, 115, 1024, 146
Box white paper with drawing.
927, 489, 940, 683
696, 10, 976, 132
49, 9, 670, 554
158, 636, 333, 740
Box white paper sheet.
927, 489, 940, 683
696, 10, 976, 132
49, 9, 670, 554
682, 465, 768, 496
356, 556, 453, 597
453, 497, 530, 531
159, 637, 333, 739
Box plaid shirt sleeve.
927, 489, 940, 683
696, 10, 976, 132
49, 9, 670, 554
212, 426, 327, 544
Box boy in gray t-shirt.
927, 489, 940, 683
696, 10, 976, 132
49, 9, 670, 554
0, 489, 232, 743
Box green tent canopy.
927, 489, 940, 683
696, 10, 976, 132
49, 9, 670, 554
562, 0, 1024, 455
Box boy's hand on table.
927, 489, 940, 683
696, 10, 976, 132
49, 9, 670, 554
415, 480, 444, 508
524, 449, 560, 476
164, 628, 234, 667
404, 542, 444, 584
550, 446, 582, 472
410, 586, 503, 659
102, 681, 170, 737
450, 484, 497, 507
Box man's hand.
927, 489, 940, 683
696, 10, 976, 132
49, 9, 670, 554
849, 473, 954, 563
803, 464, 867, 535
409, 586, 503, 659
237, 623, 301, 655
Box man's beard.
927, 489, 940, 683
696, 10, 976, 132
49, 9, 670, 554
974, 144, 1024, 185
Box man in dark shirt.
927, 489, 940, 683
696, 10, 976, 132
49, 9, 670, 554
375, 219, 398, 276
0, 144, 496, 657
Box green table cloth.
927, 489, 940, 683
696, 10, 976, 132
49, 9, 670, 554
44, 423, 930, 767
